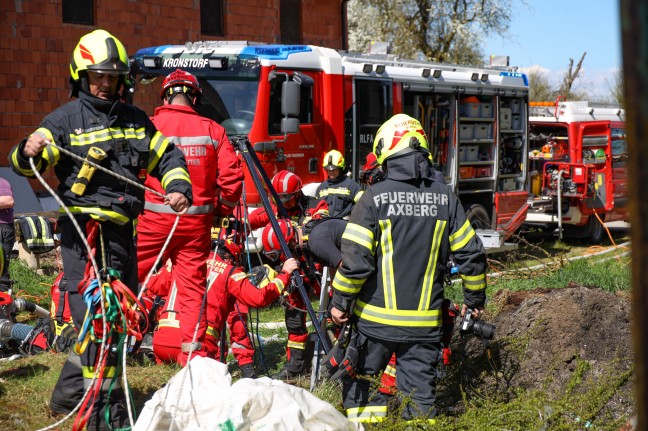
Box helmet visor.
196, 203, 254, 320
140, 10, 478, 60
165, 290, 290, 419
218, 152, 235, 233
277, 192, 296, 204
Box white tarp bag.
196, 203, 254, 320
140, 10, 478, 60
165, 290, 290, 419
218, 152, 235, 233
134, 356, 362, 431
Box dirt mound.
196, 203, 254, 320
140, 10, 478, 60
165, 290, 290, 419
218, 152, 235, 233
438, 285, 634, 420
489, 284, 632, 390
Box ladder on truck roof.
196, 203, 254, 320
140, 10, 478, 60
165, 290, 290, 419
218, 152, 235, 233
340, 51, 517, 74
530, 99, 625, 121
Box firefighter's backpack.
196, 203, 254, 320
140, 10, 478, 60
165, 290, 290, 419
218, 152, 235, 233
15, 216, 55, 254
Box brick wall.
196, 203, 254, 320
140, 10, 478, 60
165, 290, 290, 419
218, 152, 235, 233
1, 0, 344, 190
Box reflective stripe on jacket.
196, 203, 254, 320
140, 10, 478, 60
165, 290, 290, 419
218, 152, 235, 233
315, 176, 363, 218
149, 104, 242, 216
331, 168, 487, 342
8, 92, 192, 224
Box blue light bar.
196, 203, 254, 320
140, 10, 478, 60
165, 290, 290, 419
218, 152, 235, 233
499, 71, 529, 86
240, 45, 312, 60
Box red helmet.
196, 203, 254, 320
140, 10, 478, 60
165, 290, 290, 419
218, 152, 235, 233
216, 239, 242, 262
363, 152, 378, 171
271, 170, 302, 195
261, 219, 296, 252
160, 69, 202, 100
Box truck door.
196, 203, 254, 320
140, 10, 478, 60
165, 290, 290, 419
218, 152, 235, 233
350, 78, 393, 179
610, 125, 629, 212
579, 122, 613, 211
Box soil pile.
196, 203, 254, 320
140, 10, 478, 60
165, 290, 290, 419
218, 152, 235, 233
439, 285, 634, 422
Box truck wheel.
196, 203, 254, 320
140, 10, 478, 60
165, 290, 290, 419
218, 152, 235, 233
465, 204, 490, 230
588, 214, 604, 244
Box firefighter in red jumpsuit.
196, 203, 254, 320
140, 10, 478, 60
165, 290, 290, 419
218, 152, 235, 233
137, 69, 243, 365
147, 240, 299, 369
247, 170, 326, 379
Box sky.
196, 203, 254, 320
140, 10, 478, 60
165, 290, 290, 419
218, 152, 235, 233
482, 0, 621, 100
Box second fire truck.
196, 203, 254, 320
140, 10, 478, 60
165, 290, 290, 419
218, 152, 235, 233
526, 98, 628, 243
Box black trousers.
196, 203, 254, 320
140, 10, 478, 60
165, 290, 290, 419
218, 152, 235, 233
342, 334, 442, 422
52, 217, 137, 421
0, 222, 14, 289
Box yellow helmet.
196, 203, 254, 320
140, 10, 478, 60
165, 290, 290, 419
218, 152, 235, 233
322, 150, 345, 170
70, 29, 129, 82
373, 114, 429, 164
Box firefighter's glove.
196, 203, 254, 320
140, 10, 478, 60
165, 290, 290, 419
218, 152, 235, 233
279, 258, 300, 293
323, 325, 365, 383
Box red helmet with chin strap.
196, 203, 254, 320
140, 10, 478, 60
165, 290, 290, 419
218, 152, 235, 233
261, 219, 296, 252
160, 69, 202, 101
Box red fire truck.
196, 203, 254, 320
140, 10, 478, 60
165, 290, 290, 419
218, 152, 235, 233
130, 41, 530, 246
526, 98, 628, 243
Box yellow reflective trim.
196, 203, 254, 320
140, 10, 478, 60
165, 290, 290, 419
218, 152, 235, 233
461, 273, 486, 291
287, 340, 306, 349
33, 128, 54, 141
42, 144, 60, 166
354, 190, 364, 202
11, 147, 37, 176
346, 405, 388, 423
161, 167, 191, 190
206, 325, 218, 337
272, 278, 285, 293
69, 127, 146, 147
384, 364, 396, 377
450, 219, 475, 251
354, 300, 441, 327
62, 206, 130, 225
82, 365, 117, 379
69, 129, 112, 146
378, 220, 396, 309
342, 222, 374, 251
332, 272, 365, 294
419, 220, 446, 310
148, 132, 169, 172
319, 188, 351, 196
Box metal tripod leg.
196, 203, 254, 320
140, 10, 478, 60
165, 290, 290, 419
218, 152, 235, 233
233, 136, 331, 354
310, 266, 331, 391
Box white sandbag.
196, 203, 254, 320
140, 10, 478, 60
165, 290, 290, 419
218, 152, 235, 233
134, 356, 362, 431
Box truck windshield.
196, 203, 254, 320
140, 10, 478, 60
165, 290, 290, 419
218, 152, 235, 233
195, 78, 259, 136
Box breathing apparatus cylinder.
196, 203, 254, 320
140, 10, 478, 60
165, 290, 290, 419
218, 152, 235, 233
71, 146, 107, 196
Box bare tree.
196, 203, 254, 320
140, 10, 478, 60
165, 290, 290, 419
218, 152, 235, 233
558, 52, 587, 99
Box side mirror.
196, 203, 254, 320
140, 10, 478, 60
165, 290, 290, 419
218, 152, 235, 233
281, 81, 300, 117
253, 141, 277, 152
281, 117, 300, 135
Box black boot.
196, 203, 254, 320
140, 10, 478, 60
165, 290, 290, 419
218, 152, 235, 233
86, 388, 131, 431
239, 363, 258, 379
272, 346, 309, 380
50, 354, 84, 415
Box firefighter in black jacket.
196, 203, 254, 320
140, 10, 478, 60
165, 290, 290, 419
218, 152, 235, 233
330, 114, 487, 425
315, 150, 363, 218
9, 29, 192, 431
